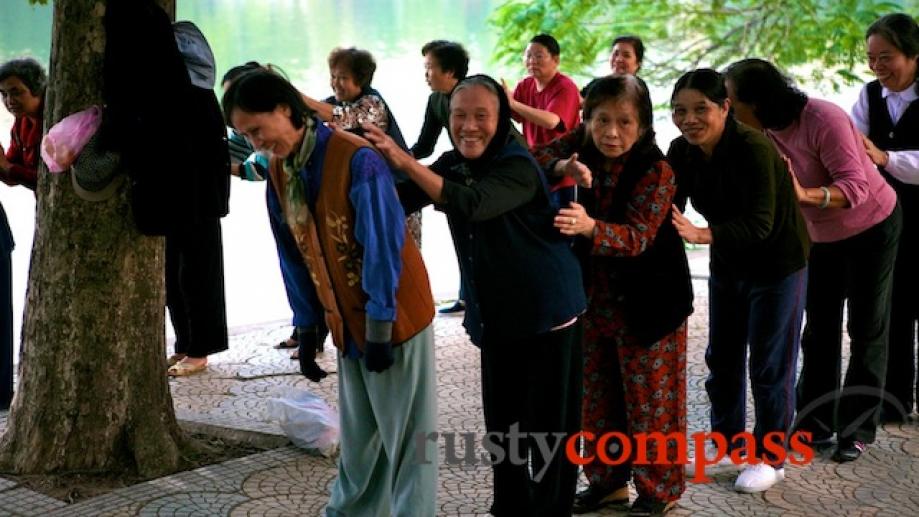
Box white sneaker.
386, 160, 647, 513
733, 463, 785, 493
684, 445, 743, 475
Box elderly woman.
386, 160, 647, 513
365, 74, 586, 517
668, 69, 810, 493
851, 13, 919, 424
0, 57, 45, 190
301, 47, 421, 245
0, 57, 45, 410
301, 46, 408, 151
223, 69, 437, 515
535, 75, 692, 515
724, 58, 902, 462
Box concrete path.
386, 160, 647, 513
1, 249, 917, 515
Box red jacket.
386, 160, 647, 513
3, 114, 41, 190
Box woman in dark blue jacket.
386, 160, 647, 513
366, 74, 586, 517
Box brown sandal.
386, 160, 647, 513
166, 353, 187, 367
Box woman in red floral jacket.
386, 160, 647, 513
535, 75, 693, 516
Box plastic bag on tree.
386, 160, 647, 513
40, 105, 103, 173
266, 388, 339, 457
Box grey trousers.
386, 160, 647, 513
326, 325, 437, 517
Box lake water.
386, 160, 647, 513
0, 0, 869, 340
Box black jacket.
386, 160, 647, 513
103, 0, 229, 235
576, 130, 693, 346
668, 118, 809, 282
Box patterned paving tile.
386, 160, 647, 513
0, 487, 66, 515
2, 250, 918, 515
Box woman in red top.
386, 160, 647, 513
0, 57, 44, 410
0, 57, 45, 191
535, 75, 693, 516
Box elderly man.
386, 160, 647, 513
505, 34, 581, 204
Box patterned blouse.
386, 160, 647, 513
329, 94, 390, 132
535, 129, 678, 342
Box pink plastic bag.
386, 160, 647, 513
41, 105, 103, 173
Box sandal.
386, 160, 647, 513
167, 360, 207, 377
573, 484, 630, 514
274, 329, 299, 349
166, 353, 187, 367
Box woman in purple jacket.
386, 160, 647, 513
725, 58, 902, 463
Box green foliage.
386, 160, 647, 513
29, 0, 48, 4
490, 0, 914, 90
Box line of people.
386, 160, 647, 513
2, 9, 918, 517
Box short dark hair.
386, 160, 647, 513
328, 47, 377, 88
424, 41, 469, 80
866, 13, 919, 59
530, 33, 561, 56
421, 40, 450, 56
222, 69, 313, 129
0, 57, 47, 96
221, 61, 262, 87
671, 68, 728, 106
612, 35, 645, 64
584, 75, 653, 132
723, 58, 808, 130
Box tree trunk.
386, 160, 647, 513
0, 0, 185, 478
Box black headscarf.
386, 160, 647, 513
446, 74, 516, 170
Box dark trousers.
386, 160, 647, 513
481, 321, 582, 517
796, 205, 901, 444
706, 266, 807, 462
884, 210, 919, 419
0, 253, 12, 410
166, 217, 228, 358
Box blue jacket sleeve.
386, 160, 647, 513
349, 148, 405, 329
266, 179, 324, 327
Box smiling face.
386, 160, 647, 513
0, 76, 42, 118
671, 88, 730, 155
449, 84, 499, 160
588, 98, 642, 159
609, 42, 640, 75
867, 34, 918, 92
230, 105, 304, 159
330, 65, 363, 102
424, 54, 455, 94
524, 42, 559, 84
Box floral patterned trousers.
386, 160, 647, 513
581, 323, 687, 503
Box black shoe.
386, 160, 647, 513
801, 432, 835, 452
832, 440, 866, 463
629, 496, 676, 516
438, 300, 465, 314
572, 484, 629, 514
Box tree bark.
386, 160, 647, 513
0, 0, 185, 478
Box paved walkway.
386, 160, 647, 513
1, 250, 918, 515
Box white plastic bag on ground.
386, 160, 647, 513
266, 388, 340, 457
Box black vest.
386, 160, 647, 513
578, 131, 694, 347
867, 79, 919, 224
